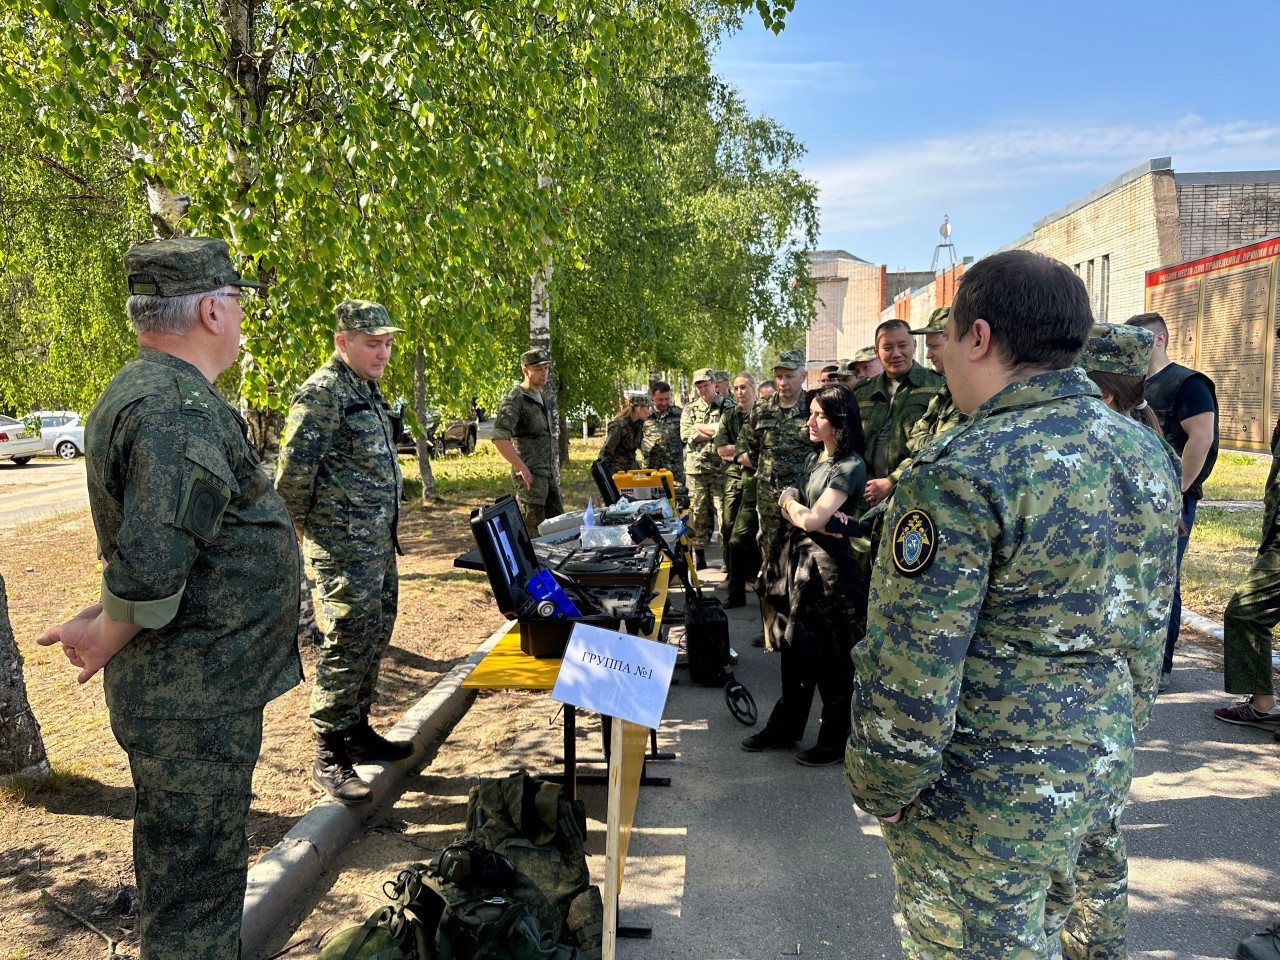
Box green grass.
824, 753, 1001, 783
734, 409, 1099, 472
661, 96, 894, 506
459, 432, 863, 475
1181, 507, 1265, 623
399, 437, 603, 506
1201, 453, 1271, 501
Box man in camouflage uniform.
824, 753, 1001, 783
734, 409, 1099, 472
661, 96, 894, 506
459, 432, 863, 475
681, 367, 726, 569
642, 380, 684, 490
277, 299, 411, 805
714, 369, 733, 401
850, 345, 882, 384
856, 318, 946, 509
598, 393, 651, 474
714, 373, 760, 607
845, 251, 1178, 960
833, 359, 859, 388
735, 350, 819, 641
491, 348, 563, 532
888, 306, 967, 482
40, 237, 303, 960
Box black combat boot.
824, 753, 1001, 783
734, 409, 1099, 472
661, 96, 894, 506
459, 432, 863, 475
694, 549, 707, 570
346, 710, 414, 763
312, 730, 373, 805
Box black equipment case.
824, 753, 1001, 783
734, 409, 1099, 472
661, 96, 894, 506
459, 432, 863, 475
537, 541, 660, 588
469, 496, 657, 658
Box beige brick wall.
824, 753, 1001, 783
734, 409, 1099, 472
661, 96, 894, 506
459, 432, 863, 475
1017, 169, 1180, 323
807, 256, 882, 369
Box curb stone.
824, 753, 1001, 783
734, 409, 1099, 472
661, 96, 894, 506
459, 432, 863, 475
241, 629, 504, 959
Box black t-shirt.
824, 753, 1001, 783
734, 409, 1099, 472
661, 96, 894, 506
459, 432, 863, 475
1145, 363, 1218, 500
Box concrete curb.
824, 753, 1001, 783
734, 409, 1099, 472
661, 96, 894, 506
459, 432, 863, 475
1181, 607, 1226, 642
240, 629, 505, 959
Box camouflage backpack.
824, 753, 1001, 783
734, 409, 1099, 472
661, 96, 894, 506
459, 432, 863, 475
318, 855, 576, 960
466, 771, 604, 960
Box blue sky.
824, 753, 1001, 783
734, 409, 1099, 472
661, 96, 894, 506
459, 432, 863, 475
713, 0, 1280, 270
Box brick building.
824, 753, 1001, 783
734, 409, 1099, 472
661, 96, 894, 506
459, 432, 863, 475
805, 251, 932, 382
872, 158, 1280, 337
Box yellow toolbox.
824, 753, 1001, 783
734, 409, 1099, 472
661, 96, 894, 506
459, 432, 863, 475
612, 468, 677, 506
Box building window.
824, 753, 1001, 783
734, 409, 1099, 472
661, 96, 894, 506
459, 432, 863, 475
1097, 255, 1110, 322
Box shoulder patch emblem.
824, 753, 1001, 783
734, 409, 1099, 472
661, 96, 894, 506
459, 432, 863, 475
892, 508, 938, 577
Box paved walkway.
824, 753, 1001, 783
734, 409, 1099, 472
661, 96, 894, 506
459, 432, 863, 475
256, 557, 1280, 959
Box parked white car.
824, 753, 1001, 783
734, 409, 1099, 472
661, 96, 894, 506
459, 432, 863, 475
32, 410, 86, 459
0, 415, 47, 465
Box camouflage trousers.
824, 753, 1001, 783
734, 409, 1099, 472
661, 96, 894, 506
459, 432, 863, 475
111, 708, 264, 960
310, 552, 399, 733
515, 471, 565, 535
686, 470, 725, 551
1223, 540, 1280, 696
881, 807, 1084, 959
722, 475, 761, 602
755, 478, 786, 568
1061, 816, 1127, 960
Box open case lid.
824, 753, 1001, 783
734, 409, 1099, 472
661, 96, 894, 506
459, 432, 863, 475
469, 495, 541, 618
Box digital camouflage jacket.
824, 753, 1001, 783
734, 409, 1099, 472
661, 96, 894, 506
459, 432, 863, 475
891, 382, 967, 483
736, 390, 818, 491
85, 348, 302, 719
491, 385, 556, 478
599, 415, 644, 474
680, 395, 725, 476
642, 404, 683, 473
276, 353, 402, 561
846, 367, 1179, 843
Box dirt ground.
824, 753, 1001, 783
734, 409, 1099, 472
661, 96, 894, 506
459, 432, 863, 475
0, 442, 602, 960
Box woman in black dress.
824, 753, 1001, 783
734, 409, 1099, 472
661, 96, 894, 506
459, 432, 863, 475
742, 385, 868, 766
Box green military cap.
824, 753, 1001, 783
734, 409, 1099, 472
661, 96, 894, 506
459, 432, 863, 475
1078, 323, 1155, 377
714, 370, 731, 382
692, 367, 716, 384
124, 236, 269, 297
626, 392, 652, 407
773, 349, 805, 370
910, 307, 950, 335
852, 346, 877, 363
835, 360, 858, 377
335, 299, 405, 335
520, 347, 551, 367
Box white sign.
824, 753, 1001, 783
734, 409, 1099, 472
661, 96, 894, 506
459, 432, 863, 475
551, 623, 677, 730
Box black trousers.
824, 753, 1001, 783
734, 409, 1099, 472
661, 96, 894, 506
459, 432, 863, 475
763, 614, 854, 751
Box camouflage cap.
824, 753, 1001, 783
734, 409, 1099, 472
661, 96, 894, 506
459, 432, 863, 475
692, 367, 716, 384
773, 349, 805, 370
910, 307, 950, 335
1078, 323, 1155, 377
714, 370, 731, 382
335, 299, 405, 335
520, 348, 551, 367
626, 392, 652, 408
125, 236, 269, 297
835, 360, 859, 377
852, 346, 878, 364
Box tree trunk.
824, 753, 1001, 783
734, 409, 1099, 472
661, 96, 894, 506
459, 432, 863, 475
649, 368, 661, 389
0, 573, 50, 781
531, 173, 564, 472
414, 343, 438, 503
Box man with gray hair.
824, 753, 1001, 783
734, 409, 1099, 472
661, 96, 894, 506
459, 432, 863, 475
40, 236, 303, 959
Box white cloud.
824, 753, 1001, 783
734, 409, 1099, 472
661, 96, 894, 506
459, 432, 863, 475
811, 115, 1280, 242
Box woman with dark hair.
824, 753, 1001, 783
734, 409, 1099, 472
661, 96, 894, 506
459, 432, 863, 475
742, 385, 869, 766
